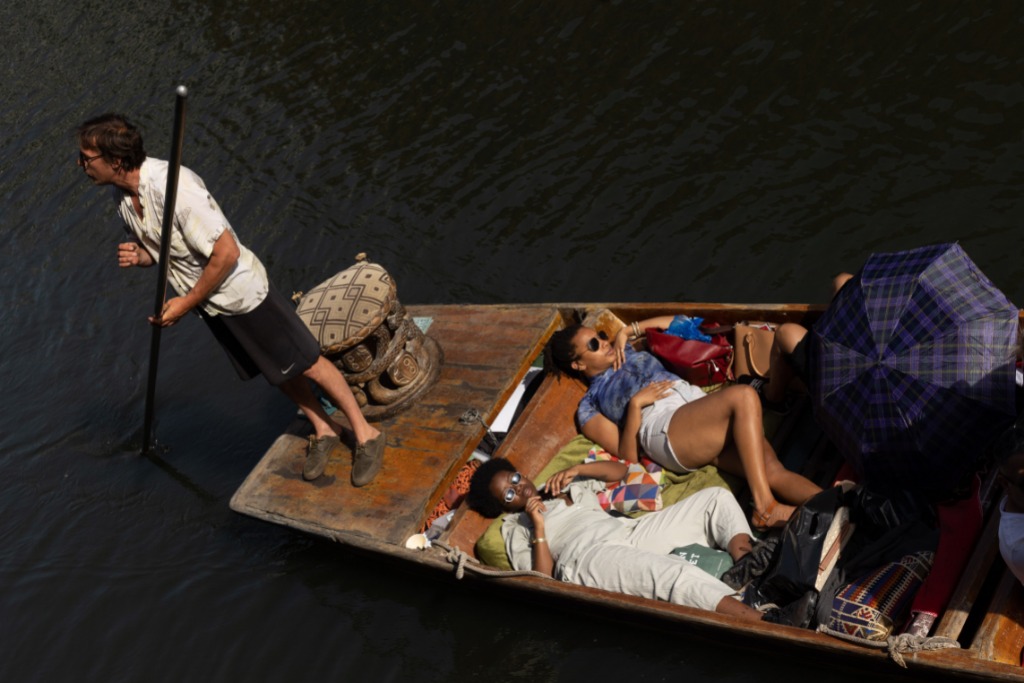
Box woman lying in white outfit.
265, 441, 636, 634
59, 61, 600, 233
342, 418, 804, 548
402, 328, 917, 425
467, 457, 766, 620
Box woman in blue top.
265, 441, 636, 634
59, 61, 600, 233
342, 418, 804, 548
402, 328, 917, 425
543, 318, 821, 530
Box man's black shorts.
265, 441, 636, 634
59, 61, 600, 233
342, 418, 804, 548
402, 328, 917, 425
201, 284, 320, 386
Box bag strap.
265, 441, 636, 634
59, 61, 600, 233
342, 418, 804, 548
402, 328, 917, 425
742, 330, 768, 377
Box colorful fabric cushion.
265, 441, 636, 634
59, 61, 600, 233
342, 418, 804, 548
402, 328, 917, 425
823, 551, 934, 642
584, 448, 664, 513
295, 258, 396, 354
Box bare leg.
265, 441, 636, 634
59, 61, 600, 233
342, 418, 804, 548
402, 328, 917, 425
303, 356, 379, 445
832, 272, 853, 298
665, 385, 794, 526
716, 436, 820, 511
763, 323, 807, 406
757, 438, 821, 503
279, 374, 343, 440
280, 357, 379, 445
761, 274, 851, 407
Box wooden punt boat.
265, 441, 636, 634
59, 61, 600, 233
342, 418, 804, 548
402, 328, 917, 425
230, 302, 1024, 682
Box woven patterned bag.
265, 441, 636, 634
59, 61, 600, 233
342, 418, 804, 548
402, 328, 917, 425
823, 551, 934, 642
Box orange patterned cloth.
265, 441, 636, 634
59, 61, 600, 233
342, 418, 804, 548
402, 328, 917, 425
421, 459, 482, 532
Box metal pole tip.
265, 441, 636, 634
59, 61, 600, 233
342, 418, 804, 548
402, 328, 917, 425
176, 85, 188, 97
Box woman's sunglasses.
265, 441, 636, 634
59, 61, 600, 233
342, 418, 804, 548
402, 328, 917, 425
584, 330, 609, 353
503, 472, 522, 503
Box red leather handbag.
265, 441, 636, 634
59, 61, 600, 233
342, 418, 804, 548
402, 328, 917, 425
646, 326, 734, 386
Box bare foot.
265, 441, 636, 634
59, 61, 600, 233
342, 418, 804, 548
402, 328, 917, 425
752, 500, 795, 531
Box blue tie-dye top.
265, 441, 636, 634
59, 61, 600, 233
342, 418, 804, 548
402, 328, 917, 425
576, 346, 679, 428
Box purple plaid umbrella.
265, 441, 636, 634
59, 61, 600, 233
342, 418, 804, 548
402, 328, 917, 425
809, 243, 1019, 496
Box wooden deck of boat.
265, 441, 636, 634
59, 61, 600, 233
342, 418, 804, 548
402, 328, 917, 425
230, 303, 564, 545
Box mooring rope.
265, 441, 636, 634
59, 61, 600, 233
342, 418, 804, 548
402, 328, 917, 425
432, 541, 549, 580
885, 633, 961, 668
817, 625, 960, 668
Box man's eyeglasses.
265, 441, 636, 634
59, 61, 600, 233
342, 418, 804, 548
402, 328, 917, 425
584, 330, 609, 353
78, 151, 103, 167
503, 472, 522, 503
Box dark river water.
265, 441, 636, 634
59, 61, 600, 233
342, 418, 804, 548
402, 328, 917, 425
3, 1, 1023, 681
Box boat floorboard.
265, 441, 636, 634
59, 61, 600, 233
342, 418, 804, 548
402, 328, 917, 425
230, 303, 564, 546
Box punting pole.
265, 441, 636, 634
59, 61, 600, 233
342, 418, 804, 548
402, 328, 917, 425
141, 85, 188, 455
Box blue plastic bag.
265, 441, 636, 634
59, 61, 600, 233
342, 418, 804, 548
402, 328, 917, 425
664, 315, 712, 343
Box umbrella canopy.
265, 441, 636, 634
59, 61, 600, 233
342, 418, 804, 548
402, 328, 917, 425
809, 243, 1019, 496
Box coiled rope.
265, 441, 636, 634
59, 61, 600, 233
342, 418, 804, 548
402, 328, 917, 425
817, 625, 960, 668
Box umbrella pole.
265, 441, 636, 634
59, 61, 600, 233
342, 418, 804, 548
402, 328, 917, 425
141, 85, 188, 456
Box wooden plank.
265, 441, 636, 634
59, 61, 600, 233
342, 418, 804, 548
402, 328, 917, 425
971, 566, 1024, 665
934, 472, 1006, 642
230, 304, 562, 546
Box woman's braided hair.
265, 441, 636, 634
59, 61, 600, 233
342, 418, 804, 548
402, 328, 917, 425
542, 323, 584, 380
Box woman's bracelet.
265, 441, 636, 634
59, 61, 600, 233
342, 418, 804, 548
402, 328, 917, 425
531, 537, 547, 545
631, 321, 643, 339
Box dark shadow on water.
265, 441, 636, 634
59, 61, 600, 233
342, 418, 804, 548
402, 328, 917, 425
118, 430, 220, 504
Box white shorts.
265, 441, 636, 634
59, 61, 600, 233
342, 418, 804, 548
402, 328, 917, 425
637, 380, 707, 472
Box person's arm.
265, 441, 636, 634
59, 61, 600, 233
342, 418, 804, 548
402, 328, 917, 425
150, 230, 240, 327
544, 460, 630, 496
618, 396, 644, 463
580, 413, 622, 457
611, 315, 679, 368
614, 316, 677, 346
523, 497, 555, 576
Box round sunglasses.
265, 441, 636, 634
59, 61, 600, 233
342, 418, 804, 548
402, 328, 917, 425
583, 330, 609, 353
503, 472, 522, 503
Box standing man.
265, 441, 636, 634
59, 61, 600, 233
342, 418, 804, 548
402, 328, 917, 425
77, 113, 385, 486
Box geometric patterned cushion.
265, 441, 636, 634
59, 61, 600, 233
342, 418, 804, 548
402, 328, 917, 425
585, 448, 664, 514
824, 551, 934, 642
295, 259, 396, 354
